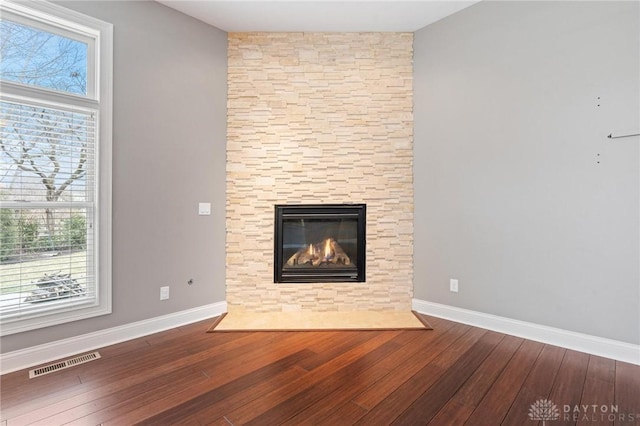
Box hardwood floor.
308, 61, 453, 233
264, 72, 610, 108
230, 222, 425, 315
1, 315, 639, 425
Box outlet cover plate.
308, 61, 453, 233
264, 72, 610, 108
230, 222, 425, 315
160, 286, 170, 300
198, 203, 211, 215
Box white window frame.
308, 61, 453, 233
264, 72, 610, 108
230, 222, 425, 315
0, 0, 112, 336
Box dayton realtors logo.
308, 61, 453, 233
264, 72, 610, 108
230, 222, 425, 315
529, 399, 560, 425
529, 399, 639, 423
563, 404, 637, 423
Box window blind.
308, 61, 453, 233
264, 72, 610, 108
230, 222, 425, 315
0, 98, 98, 321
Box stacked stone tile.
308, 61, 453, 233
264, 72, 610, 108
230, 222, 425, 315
227, 32, 414, 313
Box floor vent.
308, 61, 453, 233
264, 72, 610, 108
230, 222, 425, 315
29, 352, 101, 379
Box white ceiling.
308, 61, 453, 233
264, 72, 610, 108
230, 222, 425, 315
155, 1, 480, 32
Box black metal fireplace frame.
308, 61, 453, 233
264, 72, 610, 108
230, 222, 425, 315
274, 204, 366, 283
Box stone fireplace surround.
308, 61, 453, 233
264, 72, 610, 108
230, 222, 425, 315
226, 32, 414, 313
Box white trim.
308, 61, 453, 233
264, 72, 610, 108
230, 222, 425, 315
0, 0, 113, 335
0, 81, 100, 110
1, 0, 103, 39
0, 301, 227, 375
1, 0, 111, 102
413, 299, 640, 366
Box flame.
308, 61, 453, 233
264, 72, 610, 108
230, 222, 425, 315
308, 243, 314, 256
324, 239, 332, 258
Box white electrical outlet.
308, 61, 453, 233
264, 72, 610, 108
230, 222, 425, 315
160, 286, 170, 300
450, 279, 459, 293
198, 202, 211, 216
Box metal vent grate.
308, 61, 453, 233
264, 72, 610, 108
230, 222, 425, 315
29, 352, 101, 379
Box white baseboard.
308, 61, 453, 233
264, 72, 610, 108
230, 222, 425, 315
0, 301, 227, 375
413, 299, 639, 366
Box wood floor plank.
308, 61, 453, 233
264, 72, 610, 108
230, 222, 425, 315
208, 417, 233, 426
280, 367, 391, 426
427, 334, 524, 425
157, 366, 309, 426
351, 321, 468, 410
81, 332, 327, 425
501, 344, 566, 426
1, 332, 267, 421
614, 361, 640, 426
314, 401, 368, 426
352, 326, 488, 425
132, 349, 315, 425
116, 332, 348, 424
0, 369, 87, 422
390, 331, 505, 425
30, 367, 210, 426
465, 338, 545, 425
295, 330, 383, 371
6, 331, 319, 425
282, 326, 456, 425
224, 330, 404, 425
243, 334, 406, 425
548, 349, 590, 425
1, 315, 638, 426
577, 355, 616, 426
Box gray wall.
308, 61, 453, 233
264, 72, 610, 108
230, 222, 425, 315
414, 1, 639, 344
1, 0, 227, 353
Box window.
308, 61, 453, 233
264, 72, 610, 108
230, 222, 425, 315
0, 0, 112, 335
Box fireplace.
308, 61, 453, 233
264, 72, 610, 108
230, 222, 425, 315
274, 204, 366, 283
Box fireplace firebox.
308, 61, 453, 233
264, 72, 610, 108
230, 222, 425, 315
274, 204, 366, 283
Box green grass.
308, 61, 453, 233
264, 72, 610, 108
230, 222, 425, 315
0, 251, 87, 295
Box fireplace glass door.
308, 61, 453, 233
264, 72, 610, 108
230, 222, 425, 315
274, 204, 365, 283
